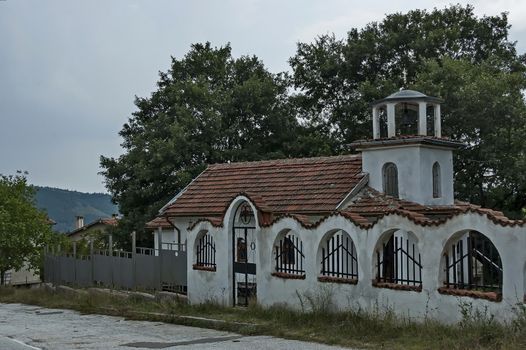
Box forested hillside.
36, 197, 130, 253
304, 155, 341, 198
34, 186, 118, 233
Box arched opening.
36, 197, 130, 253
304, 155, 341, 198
193, 230, 216, 271
441, 231, 503, 298
378, 107, 388, 138
232, 201, 257, 306
432, 162, 441, 198
272, 229, 305, 279
395, 102, 418, 135
373, 229, 422, 291
318, 229, 358, 284
383, 163, 399, 198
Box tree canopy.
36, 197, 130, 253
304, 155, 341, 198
289, 5, 524, 150
100, 43, 302, 245
102, 5, 526, 244
0, 172, 54, 284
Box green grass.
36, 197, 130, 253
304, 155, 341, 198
0, 286, 525, 349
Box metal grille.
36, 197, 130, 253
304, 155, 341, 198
444, 232, 502, 292
274, 233, 304, 276
376, 235, 422, 286
321, 232, 358, 279
196, 233, 216, 269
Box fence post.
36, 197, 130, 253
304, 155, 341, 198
109, 234, 113, 288
73, 241, 77, 286
131, 231, 136, 290
90, 240, 94, 286
157, 227, 163, 290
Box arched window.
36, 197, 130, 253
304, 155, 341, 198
272, 231, 305, 278
193, 231, 216, 271
374, 230, 422, 291
382, 163, 399, 198
441, 231, 502, 297
432, 162, 441, 198
319, 230, 358, 283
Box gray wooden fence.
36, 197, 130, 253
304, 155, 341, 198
43, 236, 187, 293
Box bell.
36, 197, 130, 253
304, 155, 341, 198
400, 103, 415, 132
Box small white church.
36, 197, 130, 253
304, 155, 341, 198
147, 90, 526, 323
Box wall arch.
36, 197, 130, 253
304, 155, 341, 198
192, 229, 216, 271
372, 228, 422, 290
439, 230, 503, 297
317, 229, 358, 283
271, 228, 305, 278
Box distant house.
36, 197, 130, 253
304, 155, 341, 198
67, 215, 119, 242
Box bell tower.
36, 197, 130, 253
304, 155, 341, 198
352, 90, 462, 206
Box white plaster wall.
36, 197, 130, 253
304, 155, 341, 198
362, 145, 454, 205
186, 222, 231, 305
185, 203, 526, 323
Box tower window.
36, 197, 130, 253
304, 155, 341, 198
382, 162, 399, 198
433, 162, 441, 198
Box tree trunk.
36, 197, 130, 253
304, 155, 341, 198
0, 270, 4, 286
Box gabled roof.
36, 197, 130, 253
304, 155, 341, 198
67, 217, 118, 237
162, 155, 364, 217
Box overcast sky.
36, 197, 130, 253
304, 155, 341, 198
1, 1, 525, 193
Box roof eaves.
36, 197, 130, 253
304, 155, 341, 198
158, 167, 209, 214
336, 173, 369, 210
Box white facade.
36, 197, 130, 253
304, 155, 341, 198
361, 144, 455, 205
178, 199, 525, 323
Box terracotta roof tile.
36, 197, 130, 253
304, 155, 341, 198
164, 155, 364, 217
342, 187, 525, 228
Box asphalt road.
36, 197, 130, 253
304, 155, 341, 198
0, 303, 348, 349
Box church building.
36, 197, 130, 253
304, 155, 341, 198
147, 90, 526, 323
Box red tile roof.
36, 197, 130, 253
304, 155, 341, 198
340, 188, 525, 228
147, 155, 523, 230
163, 155, 364, 217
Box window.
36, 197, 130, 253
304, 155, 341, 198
382, 163, 399, 198
442, 231, 502, 295
273, 232, 305, 278
432, 162, 441, 198
193, 231, 216, 271
374, 231, 422, 291
319, 230, 358, 283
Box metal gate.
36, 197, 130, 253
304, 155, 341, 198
233, 226, 256, 306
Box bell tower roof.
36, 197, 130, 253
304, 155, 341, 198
372, 89, 443, 106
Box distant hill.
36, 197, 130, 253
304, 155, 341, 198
34, 186, 119, 233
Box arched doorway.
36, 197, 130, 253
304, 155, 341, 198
232, 202, 257, 306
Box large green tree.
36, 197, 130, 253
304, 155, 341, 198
290, 4, 526, 214
289, 5, 524, 150
100, 43, 301, 246
0, 172, 54, 284
413, 57, 526, 217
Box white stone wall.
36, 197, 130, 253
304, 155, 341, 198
184, 197, 526, 323
362, 145, 455, 205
